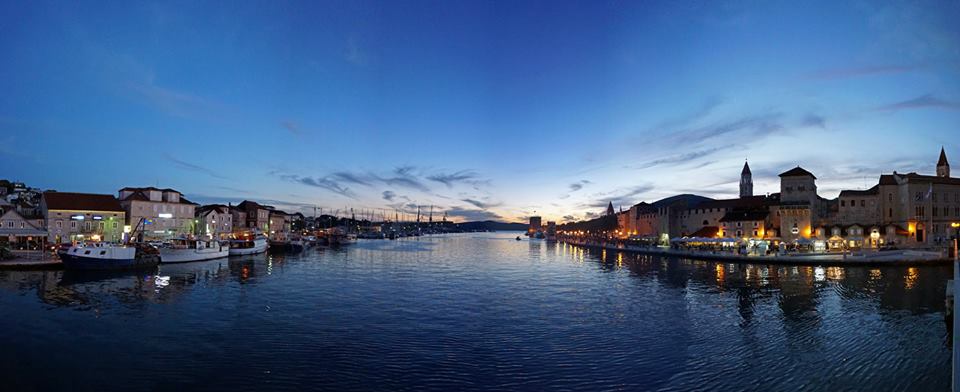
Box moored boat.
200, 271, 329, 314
59, 242, 160, 270
159, 237, 229, 263
228, 234, 269, 256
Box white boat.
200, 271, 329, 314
159, 237, 229, 263
228, 234, 269, 256
59, 242, 160, 270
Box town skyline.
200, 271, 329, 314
2, 1, 959, 222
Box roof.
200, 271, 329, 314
839, 185, 879, 197
939, 147, 949, 166
119, 186, 180, 193
196, 204, 229, 215
719, 209, 769, 222
741, 161, 751, 175
690, 226, 720, 237
895, 172, 960, 185
879, 174, 897, 185
43, 192, 123, 212
779, 166, 816, 179
697, 195, 769, 210
119, 188, 197, 205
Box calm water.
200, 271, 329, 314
0, 232, 952, 391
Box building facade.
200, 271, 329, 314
119, 187, 198, 239
41, 192, 125, 244
196, 204, 233, 238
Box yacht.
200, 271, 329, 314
59, 242, 160, 270
159, 237, 229, 263
228, 234, 269, 256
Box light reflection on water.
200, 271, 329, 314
0, 232, 952, 392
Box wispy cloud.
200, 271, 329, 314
128, 81, 223, 120
427, 170, 479, 187
674, 114, 783, 142
281, 121, 301, 136
586, 184, 656, 209
382, 190, 397, 201
332, 171, 373, 186
376, 166, 430, 192
279, 174, 356, 198
568, 180, 591, 192
874, 94, 960, 112
445, 207, 502, 222
806, 64, 924, 80
652, 96, 725, 131
800, 114, 826, 128
163, 154, 229, 180
628, 145, 733, 170
461, 198, 503, 209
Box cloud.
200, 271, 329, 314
382, 190, 396, 201
675, 114, 784, 142
444, 207, 502, 222
279, 174, 356, 198
163, 154, 229, 180
374, 166, 431, 192
628, 145, 733, 170
461, 198, 503, 209
128, 81, 223, 120
281, 121, 301, 136
568, 180, 591, 192
332, 171, 373, 186
653, 96, 725, 131
586, 184, 656, 209
562, 215, 577, 222
800, 114, 826, 128
806, 64, 924, 79
874, 94, 960, 112
427, 170, 479, 187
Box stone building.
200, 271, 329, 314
196, 204, 233, 238
41, 192, 125, 244
119, 187, 198, 239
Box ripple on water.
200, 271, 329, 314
0, 233, 952, 392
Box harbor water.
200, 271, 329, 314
0, 232, 951, 391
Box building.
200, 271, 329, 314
528, 216, 542, 235
269, 210, 289, 234
118, 187, 198, 239
740, 161, 753, 198
195, 204, 233, 238
0, 208, 47, 250
41, 192, 125, 244
234, 200, 271, 232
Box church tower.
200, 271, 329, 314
937, 147, 950, 178
740, 161, 753, 198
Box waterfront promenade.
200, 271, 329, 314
560, 237, 950, 266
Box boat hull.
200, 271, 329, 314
160, 248, 230, 263
59, 251, 158, 270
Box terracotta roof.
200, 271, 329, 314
779, 166, 816, 179
43, 192, 123, 212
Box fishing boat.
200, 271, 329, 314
58, 242, 160, 270
159, 237, 229, 263
228, 233, 269, 256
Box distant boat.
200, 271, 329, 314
59, 242, 160, 270
228, 234, 269, 256
159, 238, 229, 263
516, 236, 522, 241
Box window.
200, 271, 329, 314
737, 222, 742, 227
888, 193, 893, 202
20, 222, 24, 228
753, 230, 758, 236
888, 208, 893, 218
860, 200, 865, 207
799, 186, 806, 192
841, 200, 846, 207
113, 222, 118, 229
56, 220, 62, 228
6, 221, 12, 228
71, 221, 76, 228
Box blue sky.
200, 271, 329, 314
2, 0, 959, 222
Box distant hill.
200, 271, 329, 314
458, 220, 527, 231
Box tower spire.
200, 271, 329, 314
937, 146, 950, 178
740, 159, 753, 198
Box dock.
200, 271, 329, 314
0, 258, 63, 270
561, 239, 950, 266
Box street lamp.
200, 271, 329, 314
952, 222, 959, 261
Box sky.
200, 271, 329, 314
2, 0, 959, 223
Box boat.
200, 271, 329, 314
58, 242, 160, 270
326, 228, 358, 246
516, 236, 522, 241
269, 234, 305, 253
228, 234, 269, 256
159, 237, 229, 263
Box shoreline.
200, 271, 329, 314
560, 239, 952, 266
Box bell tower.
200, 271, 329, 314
740, 160, 753, 198
937, 147, 950, 178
